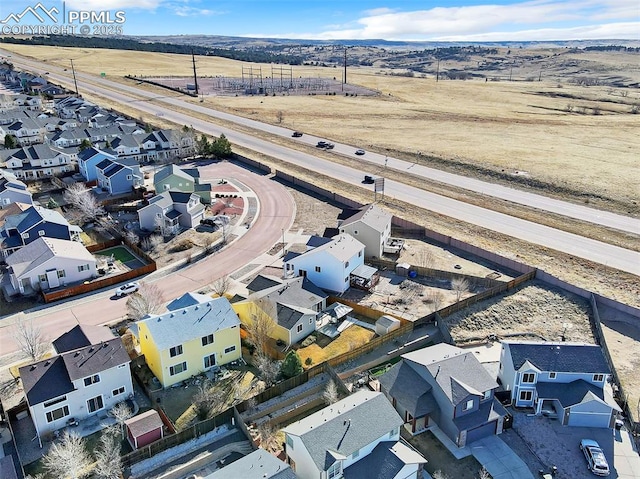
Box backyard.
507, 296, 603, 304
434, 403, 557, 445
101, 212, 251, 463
296, 324, 376, 368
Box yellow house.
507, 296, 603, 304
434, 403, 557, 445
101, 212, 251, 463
232, 275, 327, 347
137, 294, 241, 388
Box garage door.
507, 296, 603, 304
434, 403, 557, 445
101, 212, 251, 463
568, 412, 611, 428
466, 420, 497, 444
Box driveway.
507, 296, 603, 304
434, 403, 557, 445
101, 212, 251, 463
470, 435, 534, 479
510, 410, 640, 479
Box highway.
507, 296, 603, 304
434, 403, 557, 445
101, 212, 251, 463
3, 51, 639, 276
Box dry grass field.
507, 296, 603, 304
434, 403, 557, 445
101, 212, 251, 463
2, 44, 639, 215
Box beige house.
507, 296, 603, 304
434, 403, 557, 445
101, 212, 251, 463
338, 204, 403, 258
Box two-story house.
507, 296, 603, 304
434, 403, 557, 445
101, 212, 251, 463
283, 234, 365, 294
77, 146, 118, 182
282, 390, 426, 479
337, 204, 402, 258
95, 157, 143, 195
1, 144, 73, 180
232, 274, 328, 347
379, 343, 508, 447
153, 164, 212, 203
498, 341, 621, 428
0, 170, 33, 207
19, 330, 133, 440
0, 117, 46, 146
136, 295, 242, 388
0, 205, 82, 257
138, 191, 205, 235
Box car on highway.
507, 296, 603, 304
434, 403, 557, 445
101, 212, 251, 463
580, 439, 610, 476
363, 175, 375, 184
292, 131, 303, 137
355, 149, 365, 155
114, 281, 140, 297
316, 141, 335, 149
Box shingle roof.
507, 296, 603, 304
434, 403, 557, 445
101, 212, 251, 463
19, 356, 74, 405
52, 324, 115, 354
204, 448, 296, 479
153, 164, 197, 185
294, 234, 364, 263
343, 441, 425, 479
505, 341, 610, 374
6, 237, 94, 278
535, 379, 620, 410
340, 204, 391, 233
61, 337, 130, 381
402, 344, 498, 406
140, 296, 240, 350
283, 391, 402, 472
166, 292, 214, 311
125, 409, 164, 437
378, 361, 437, 417
452, 398, 507, 430
246, 274, 282, 293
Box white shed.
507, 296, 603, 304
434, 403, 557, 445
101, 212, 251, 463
376, 315, 401, 335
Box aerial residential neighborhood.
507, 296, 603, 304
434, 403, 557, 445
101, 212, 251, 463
0, 3, 638, 479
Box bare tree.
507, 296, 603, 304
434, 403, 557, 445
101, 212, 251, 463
63, 183, 105, 223
276, 110, 284, 124
477, 467, 491, 479
426, 290, 444, 312
43, 430, 92, 479
126, 282, 165, 320
417, 249, 435, 269
432, 471, 450, 479
322, 380, 339, 405
141, 234, 163, 252
13, 317, 48, 362
94, 426, 122, 479
124, 230, 139, 246
211, 275, 231, 297
451, 277, 470, 302
193, 379, 225, 420
247, 300, 276, 356
109, 401, 133, 439
254, 353, 279, 387
256, 422, 279, 453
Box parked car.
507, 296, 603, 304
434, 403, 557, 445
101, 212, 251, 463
200, 217, 218, 228
363, 175, 375, 184
114, 282, 140, 297
580, 439, 610, 476
355, 149, 365, 155
292, 131, 303, 137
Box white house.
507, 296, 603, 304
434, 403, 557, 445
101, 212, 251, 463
282, 391, 426, 479
337, 204, 401, 258
0, 170, 33, 207
5, 237, 97, 295
138, 191, 205, 235
19, 334, 133, 439
283, 234, 365, 294
498, 341, 621, 428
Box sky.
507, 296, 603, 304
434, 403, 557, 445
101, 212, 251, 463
1, 0, 638, 41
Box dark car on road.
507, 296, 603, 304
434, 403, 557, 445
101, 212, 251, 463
355, 149, 365, 155
292, 131, 303, 137
363, 175, 375, 184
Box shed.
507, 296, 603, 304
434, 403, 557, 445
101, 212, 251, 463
376, 315, 401, 335
125, 409, 164, 450
396, 263, 411, 277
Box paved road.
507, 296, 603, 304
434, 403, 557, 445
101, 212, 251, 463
0, 162, 295, 356
5, 50, 637, 236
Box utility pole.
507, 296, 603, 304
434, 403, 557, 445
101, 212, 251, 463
192, 50, 199, 95
70, 59, 79, 95
344, 47, 347, 85
436, 57, 440, 83
509, 64, 513, 82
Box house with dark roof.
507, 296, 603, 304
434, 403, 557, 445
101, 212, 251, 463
379, 343, 508, 446
0, 205, 82, 257
136, 295, 241, 388
138, 191, 205, 235
0, 117, 46, 146
95, 157, 143, 195
153, 164, 212, 203
77, 146, 118, 182
337, 204, 403, 257
205, 448, 297, 479
52, 324, 116, 354
498, 341, 620, 428
232, 274, 328, 346
1, 144, 73, 180
18, 334, 133, 439
0, 170, 33, 207
282, 391, 426, 479
283, 234, 366, 294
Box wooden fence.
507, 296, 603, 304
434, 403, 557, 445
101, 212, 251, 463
326, 295, 406, 324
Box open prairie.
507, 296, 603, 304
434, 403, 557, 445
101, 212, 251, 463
2, 44, 639, 215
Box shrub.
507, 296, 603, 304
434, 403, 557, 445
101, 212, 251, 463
280, 351, 303, 379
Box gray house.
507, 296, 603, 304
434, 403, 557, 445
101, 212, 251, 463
498, 341, 621, 428
0, 170, 33, 207
337, 204, 403, 257
379, 343, 508, 447
137, 191, 205, 235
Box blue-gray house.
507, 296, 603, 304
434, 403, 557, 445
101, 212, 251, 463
0, 170, 33, 207
95, 157, 143, 195
77, 147, 118, 182
1, 205, 82, 257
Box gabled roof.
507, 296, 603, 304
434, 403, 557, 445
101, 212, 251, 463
147, 191, 199, 209
125, 410, 163, 438
343, 441, 426, 479
452, 398, 507, 430
505, 341, 610, 374
19, 356, 74, 405
77, 146, 116, 163
153, 164, 197, 185
140, 296, 240, 350
166, 291, 213, 311
307, 235, 333, 248
52, 324, 115, 354
402, 344, 498, 406
283, 391, 403, 472
204, 448, 296, 479
246, 274, 282, 293
290, 234, 364, 263
378, 361, 436, 417
61, 337, 129, 381
339, 204, 391, 233
6, 237, 94, 278
536, 379, 620, 411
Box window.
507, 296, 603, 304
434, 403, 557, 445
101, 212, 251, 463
84, 374, 100, 386
327, 461, 342, 479
593, 374, 604, 382
352, 448, 360, 459
112, 386, 125, 396
297, 324, 303, 333
38, 230, 45, 236
87, 395, 104, 413
353, 230, 358, 235
78, 264, 90, 272
44, 396, 67, 408
169, 361, 187, 376
21, 232, 29, 239
57, 270, 66, 278
309, 317, 313, 324
169, 345, 183, 357
204, 354, 216, 369
549, 372, 557, 379
38, 274, 47, 283
483, 390, 491, 400
285, 434, 293, 449
315, 266, 321, 273
345, 261, 349, 268
358, 251, 362, 257
224, 345, 236, 354
202, 334, 214, 346
463, 399, 474, 411
519, 390, 533, 401
522, 373, 536, 383
46, 406, 69, 422
344, 277, 349, 283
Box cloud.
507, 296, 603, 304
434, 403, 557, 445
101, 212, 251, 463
64, 0, 162, 10
172, 6, 222, 17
